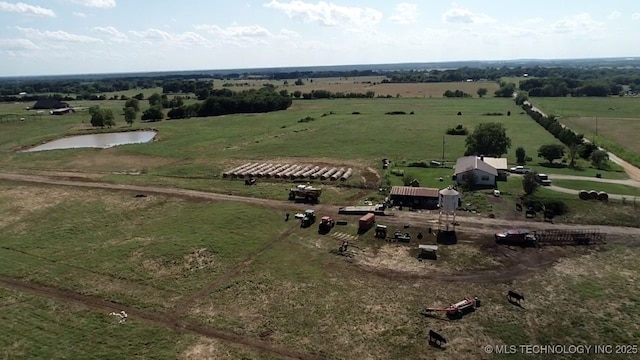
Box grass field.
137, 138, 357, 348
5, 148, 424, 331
532, 97, 640, 167
552, 179, 640, 197
1, 182, 639, 360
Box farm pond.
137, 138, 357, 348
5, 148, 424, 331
21, 131, 157, 152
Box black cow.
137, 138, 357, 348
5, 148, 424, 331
429, 330, 447, 347
507, 290, 525, 303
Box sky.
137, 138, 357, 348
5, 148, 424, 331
1, 0, 640, 76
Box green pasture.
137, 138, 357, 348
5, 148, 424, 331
0, 185, 290, 310
533, 97, 640, 167
0, 98, 562, 169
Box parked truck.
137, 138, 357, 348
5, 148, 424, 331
288, 184, 322, 203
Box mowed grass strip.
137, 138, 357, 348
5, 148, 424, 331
0, 184, 290, 310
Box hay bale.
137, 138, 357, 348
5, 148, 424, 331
597, 192, 608, 201
589, 190, 598, 200
579, 190, 590, 200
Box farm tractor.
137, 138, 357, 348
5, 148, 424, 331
300, 210, 316, 228
423, 296, 481, 320
318, 216, 335, 234
289, 184, 322, 203
375, 224, 388, 239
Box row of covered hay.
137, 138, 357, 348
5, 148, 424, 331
223, 162, 353, 181
578, 190, 608, 201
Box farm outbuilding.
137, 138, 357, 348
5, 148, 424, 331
453, 156, 498, 187
32, 99, 69, 110
389, 186, 440, 209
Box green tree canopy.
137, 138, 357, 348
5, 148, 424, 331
141, 105, 164, 122
515, 147, 526, 165
537, 144, 565, 163
590, 150, 609, 169
89, 106, 114, 128
477, 88, 488, 97
464, 122, 512, 157
124, 98, 140, 112
522, 172, 540, 196
124, 106, 136, 126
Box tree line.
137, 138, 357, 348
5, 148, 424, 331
519, 78, 627, 97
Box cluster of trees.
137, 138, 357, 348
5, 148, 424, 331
521, 103, 583, 146
464, 122, 511, 157
521, 102, 611, 169
89, 106, 115, 128
0, 79, 159, 97
494, 82, 517, 97
161, 79, 214, 95
519, 78, 624, 97
164, 87, 292, 120
294, 90, 375, 99
443, 90, 472, 98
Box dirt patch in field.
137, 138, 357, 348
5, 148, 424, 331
180, 339, 234, 360
357, 244, 437, 273
0, 185, 72, 230
67, 154, 174, 172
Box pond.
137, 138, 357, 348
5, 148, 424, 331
21, 131, 157, 152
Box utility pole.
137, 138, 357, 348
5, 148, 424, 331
442, 136, 445, 166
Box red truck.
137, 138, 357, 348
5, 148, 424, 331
358, 213, 376, 233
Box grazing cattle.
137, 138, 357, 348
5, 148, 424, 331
109, 310, 128, 324
134, 194, 147, 198
429, 330, 447, 347
507, 290, 525, 303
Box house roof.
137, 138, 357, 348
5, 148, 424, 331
33, 99, 68, 110
454, 156, 498, 176
390, 186, 439, 198
479, 157, 508, 170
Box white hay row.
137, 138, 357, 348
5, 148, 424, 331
225, 162, 353, 181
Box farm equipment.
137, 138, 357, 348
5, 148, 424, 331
394, 230, 411, 243
288, 184, 322, 203
318, 216, 335, 234
424, 297, 481, 319
300, 210, 316, 228
244, 177, 256, 185
375, 224, 388, 239
495, 229, 537, 246
358, 213, 375, 233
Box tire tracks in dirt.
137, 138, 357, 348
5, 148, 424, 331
0, 275, 326, 360
171, 224, 299, 318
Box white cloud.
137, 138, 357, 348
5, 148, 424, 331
73, 11, 87, 17
551, 13, 604, 36
92, 26, 128, 42
389, 3, 417, 25
0, 38, 40, 50
607, 11, 621, 20
442, 7, 495, 24
264, 0, 383, 30
129, 28, 214, 48
0, 1, 55, 17
632, 13, 640, 20
16, 26, 102, 43
194, 24, 299, 46
68, 0, 115, 8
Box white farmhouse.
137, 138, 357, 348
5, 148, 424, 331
453, 156, 499, 186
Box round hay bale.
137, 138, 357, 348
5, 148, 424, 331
597, 192, 608, 201
578, 190, 589, 200
589, 190, 598, 200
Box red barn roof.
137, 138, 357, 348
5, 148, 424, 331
390, 186, 439, 198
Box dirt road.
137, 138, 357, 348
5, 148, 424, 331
547, 174, 640, 187
2, 171, 639, 235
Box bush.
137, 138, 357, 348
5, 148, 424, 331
298, 116, 315, 123
446, 124, 468, 135
407, 161, 428, 168
482, 112, 504, 116
386, 111, 407, 115
524, 198, 568, 216
390, 169, 405, 176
